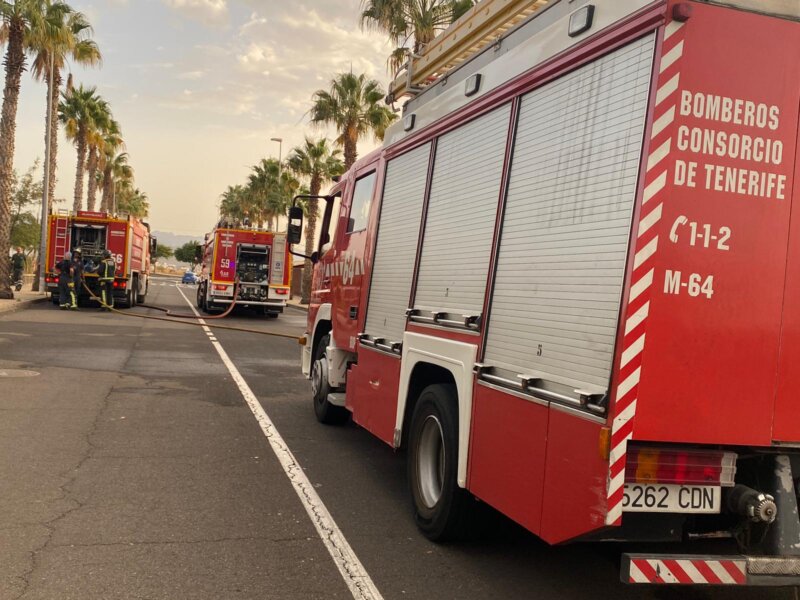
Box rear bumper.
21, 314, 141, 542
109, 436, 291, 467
623, 554, 800, 586
213, 298, 287, 309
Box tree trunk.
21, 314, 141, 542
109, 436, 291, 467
73, 129, 87, 212
0, 19, 27, 300
100, 165, 113, 212
343, 126, 358, 171
86, 147, 99, 211
301, 173, 322, 304
47, 69, 61, 211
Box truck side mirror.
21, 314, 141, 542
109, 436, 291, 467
194, 244, 203, 263
288, 206, 304, 246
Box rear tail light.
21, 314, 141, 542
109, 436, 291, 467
213, 284, 229, 291
274, 288, 289, 295
625, 446, 737, 487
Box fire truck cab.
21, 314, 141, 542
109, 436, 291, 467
294, 0, 800, 588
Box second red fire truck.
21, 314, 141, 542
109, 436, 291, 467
197, 224, 292, 316
45, 209, 154, 307
289, 0, 800, 588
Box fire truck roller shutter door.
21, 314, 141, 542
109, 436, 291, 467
364, 142, 432, 343
483, 34, 656, 393
413, 104, 511, 316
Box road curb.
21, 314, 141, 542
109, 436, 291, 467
286, 303, 308, 313
0, 296, 47, 317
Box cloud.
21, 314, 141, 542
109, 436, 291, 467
163, 0, 229, 26
178, 70, 206, 80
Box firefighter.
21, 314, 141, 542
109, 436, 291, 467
70, 249, 85, 309
97, 249, 116, 311
56, 252, 76, 310
10, 247, 25, 291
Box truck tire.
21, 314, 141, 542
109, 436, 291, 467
196, 282, 205, 310
408, 384, 472, 542
311, 334, 349, 425
122, 279, 136, 308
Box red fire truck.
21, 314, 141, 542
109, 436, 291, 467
45, 210, 155, 307
291, 0, 800, 587
196, 225, 291, 316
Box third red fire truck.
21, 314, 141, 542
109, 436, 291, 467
197, 224, 291, 316
289, 0, 800, 587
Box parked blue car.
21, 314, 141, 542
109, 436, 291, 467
181, 271, 198, 284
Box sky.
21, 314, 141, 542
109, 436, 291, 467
11, 0, 394, 236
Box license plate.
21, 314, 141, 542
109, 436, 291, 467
622, 484, 721, 514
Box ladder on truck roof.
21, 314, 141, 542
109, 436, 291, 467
53, 209, 70, 268
386, 0, 553, 104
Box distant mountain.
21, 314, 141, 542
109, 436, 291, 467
151, 231, 204, 250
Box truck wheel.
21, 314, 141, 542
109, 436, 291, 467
122, 282, 135, 308
196, 283, 205, 310
311, 334, 349, 425
408, 384, 472, 542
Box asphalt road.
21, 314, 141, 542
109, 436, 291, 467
0, 276, 794, 600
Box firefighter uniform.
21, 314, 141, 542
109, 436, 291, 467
97, 253, 116, 310
71, 252, 85, 307
56, 254, 76, 310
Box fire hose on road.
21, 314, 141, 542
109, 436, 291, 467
79, 280, 303, 341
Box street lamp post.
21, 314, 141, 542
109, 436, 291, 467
270, 137, 282, 173
35, 54, 56, 292
270, 137, 283, 233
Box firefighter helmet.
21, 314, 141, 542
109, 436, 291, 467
103, 249, 112, 258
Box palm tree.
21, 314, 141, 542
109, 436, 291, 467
0, 0, 48, 299
31, 4, 101, 212
116, 185, 148, 218
220, 185, 249, 223
58, 84, 105, 211
287, 138, 344, 303
247, 159, 278, 229
309, 72, 397, 170
85, 113, 115, 211
361, 0, 474, 73
100, 150, 132, 213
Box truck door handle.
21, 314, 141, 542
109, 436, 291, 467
349, 306, 358, 320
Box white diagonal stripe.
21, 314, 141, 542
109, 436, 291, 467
608, 469, 627, 496
709, 561, 736, 584
625, 302, 649, 335
665, 20, 685, 40
621, 334, 645, 368
651, 106, 676, 139
609, 431, 633, 465
656, 73, 680, 105
616, 367, 641, 400
638, 204, 663, 238
629, 269, 654, 303
634, 237, 659, 270
679, 560, 706, 584
629, 562, 649, 584
647, 139, 671, 171
659, 40, 684, 74
643, 171, 667, 204
651, 560, 678, 583
606, 503, 622, 525
613, 400, 637, 431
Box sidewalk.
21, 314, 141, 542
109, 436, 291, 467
0, 283, 48, 316
287, 297, 308, 312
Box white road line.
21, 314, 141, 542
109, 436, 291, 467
174, 285, 382, 600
